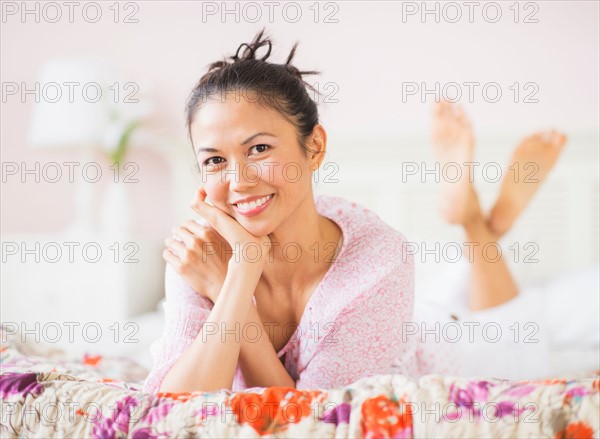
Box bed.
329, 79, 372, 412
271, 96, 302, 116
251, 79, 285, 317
1, 324, 598, 439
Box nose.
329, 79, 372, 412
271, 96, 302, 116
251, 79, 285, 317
225, 160, 260, 192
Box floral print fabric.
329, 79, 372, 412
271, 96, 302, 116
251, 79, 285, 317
1, 325, 598, 438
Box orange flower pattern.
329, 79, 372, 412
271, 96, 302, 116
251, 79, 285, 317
361, 394, 413, 439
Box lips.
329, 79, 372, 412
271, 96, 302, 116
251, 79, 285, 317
233, 194, 275, 216
231, 193, 274, 206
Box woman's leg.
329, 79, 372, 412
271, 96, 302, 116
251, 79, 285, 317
486, 131, 567, 237
432, 101, 518, 311
460, 186, 520, 310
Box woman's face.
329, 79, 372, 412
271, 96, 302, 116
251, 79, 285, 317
190, 93, 318, 236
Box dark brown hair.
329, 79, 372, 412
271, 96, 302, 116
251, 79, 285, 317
185, 27, 321, 159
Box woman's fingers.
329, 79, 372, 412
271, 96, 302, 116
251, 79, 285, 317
182, 219, 214, 240
187, 187, 271, 270
162, 247, 180, 267
171, 225, 195, 247
190, 187, 248, 246
164, 236, 187, 259
173, 222, 213, 248
166, 216, 231, 265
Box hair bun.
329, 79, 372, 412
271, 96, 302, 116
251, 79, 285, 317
231, 28, 272, 62
227, 28, 318, 84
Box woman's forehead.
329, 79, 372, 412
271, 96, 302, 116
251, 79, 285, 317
191, 100, 290, 145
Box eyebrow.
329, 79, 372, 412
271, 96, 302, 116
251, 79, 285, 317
196, 132, 276, 156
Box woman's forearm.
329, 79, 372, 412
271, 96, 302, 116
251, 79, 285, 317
237, 304, 296, 389
159, 263, 261, 393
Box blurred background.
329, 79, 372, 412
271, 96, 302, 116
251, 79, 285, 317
1, 1, 598, 371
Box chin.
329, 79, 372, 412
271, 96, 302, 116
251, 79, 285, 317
246, 224, 272, 237
237, 219, 274, 237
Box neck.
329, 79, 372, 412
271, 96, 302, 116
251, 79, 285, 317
260, 193, 340, 292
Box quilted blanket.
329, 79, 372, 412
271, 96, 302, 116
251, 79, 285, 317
1, 325, 598, 438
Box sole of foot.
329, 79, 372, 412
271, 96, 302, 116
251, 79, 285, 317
488, 129, 567, 236
432, 100, 479, 224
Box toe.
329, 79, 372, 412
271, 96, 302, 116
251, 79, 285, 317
557, 132, 568, 148
440, 100, 451, 116
541, 131, 552, 143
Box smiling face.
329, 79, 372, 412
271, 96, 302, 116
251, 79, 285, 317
190, 92, 323, 236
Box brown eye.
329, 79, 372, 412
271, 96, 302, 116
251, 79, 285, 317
203, 157, 224, 166
250, 144, 270, 155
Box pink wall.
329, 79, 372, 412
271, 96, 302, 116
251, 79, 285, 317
2, 1, 599, 236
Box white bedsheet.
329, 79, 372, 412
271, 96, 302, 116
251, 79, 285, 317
415, 263, 600, 379
70, 264, 599, 379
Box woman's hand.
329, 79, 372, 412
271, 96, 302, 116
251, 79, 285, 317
190, 187, 272, 269
163, 216, 230, 303
162, 187, 271, 302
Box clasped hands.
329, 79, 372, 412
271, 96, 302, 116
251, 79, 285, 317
162, 187, 271, 303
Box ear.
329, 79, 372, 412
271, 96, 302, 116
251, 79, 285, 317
307, 124, 327, 171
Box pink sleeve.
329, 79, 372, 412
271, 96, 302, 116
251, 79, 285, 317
295, 245, 415, 390
142, 264, 214, 394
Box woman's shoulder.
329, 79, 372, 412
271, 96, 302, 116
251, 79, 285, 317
314, 194, 412, 275
312, 194, 414, 324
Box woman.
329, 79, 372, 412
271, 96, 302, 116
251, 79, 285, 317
143, 29, 426, 393
142, 29, 581, 394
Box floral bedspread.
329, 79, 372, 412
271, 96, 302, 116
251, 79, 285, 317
1, 325, 598, 438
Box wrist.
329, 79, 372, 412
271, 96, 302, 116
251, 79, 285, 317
224, 260, 262, 297
228, 259, 264, 275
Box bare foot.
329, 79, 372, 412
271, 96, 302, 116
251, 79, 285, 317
487, 130, 567, 237
432, 100, 478, 224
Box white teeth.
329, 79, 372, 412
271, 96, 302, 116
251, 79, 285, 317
237, 194, 272, 211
